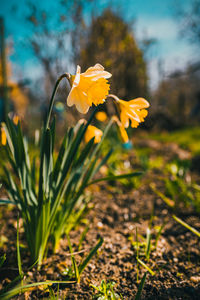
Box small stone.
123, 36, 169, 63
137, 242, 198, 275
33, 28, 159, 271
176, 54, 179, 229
173, 257, 178, 263
190, 276, 200, 283
97, 221, 103, 229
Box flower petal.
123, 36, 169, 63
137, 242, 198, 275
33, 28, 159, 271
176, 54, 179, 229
84, 63, 112, 80
119, 124, 129, 143
1, 127, 6, 145
73, 65, 81, 87
85, 125, 103, 144
67, 87, 90, 114
129, 98, 150, 109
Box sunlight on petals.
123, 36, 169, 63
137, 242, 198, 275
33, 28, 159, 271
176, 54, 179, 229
85, 125, 103, 144
67, 64, 112, 114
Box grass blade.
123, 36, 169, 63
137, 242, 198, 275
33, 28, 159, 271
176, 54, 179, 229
150, 183, 174, 208
0, 199, 15, 205
0, 254, 6, 268
173, 215, 200, 238
146, 228, 151, 261
137, 258, 155, 276
17, 217, 23, 279
135, 273, 147, 300
78, 237, 103, 275
0, 280, 74, 300
87, 172, 143, 186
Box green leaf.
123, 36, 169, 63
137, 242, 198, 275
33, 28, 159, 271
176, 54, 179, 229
150, 183, 175, 208
92, 148, 113, 177
0, 199, 15, 205
17, 217, 23, 278
137, 258, 155, 276
52, 128, 72, 183
67, 235, 80, 282
0, 280, 74, 300
0, 254, 6, 268
135, 273, 147, 300
146, 228, 151, 261
87, 172, 143, 186
73, 137, 95, 168
78, 237, 103, 275
173, 215, 200, 238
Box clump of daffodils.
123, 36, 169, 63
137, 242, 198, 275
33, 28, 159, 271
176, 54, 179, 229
1, 63, 149, 268
66, 63, 149, 143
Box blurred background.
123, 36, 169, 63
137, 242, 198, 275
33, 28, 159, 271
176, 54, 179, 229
0, 0, 200, 132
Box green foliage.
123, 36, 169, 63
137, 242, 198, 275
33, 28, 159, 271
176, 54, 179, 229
167, 161, 200, 210
90, 280, 121, 300
0, 73, 142, 269
79, 9, 148, 100
147, 126, 200, 155
64, 235, 103, 283
129, 222, 165, 287
135, 273, 147, 300
0, 112, 107, 268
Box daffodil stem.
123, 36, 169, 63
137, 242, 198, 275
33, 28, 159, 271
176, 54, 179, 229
107, 94, 121, 120
37, 73, 71, 216
45, 73, 71, 130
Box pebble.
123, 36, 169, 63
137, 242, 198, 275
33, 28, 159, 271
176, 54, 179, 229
173, 257, 178, 263
190, 276, 200, 283
97, 221, 103, 229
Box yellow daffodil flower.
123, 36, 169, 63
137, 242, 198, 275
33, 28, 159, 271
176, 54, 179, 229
67, 64, 112, 114
85, 125, 103, 144
1, 127, 6, 145
112, 116, 129, 143
95, 111, 107, 122
13, 115, 19, 125
109, 94, 149, 128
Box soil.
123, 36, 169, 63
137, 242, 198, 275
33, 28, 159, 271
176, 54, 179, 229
0, 137, 200, 299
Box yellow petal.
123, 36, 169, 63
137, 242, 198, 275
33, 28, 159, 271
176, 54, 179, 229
138, 109, 148, 121
13, 115, 19, 125
131, 119, 139, 128
119, 124, 129, 143
1, 127, 6, 145
129, 98, 150, 109
67, 86, 90, 114
85, 125, 103, 144
112, 116, 129, 143
87, 78, 110, 106
73, 65, 81, 87
84, 64, 112, 80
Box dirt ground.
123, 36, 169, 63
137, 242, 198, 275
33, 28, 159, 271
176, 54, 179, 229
0, 138, 200, 299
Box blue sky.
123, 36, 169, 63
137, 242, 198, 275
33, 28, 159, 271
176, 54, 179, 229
1, 0, 196, 90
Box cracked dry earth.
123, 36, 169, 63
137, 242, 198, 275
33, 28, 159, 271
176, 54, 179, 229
0, 138, 200, 299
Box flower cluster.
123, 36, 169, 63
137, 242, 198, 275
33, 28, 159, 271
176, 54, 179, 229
67, 64, 149, 143
1, 64, 149, 146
